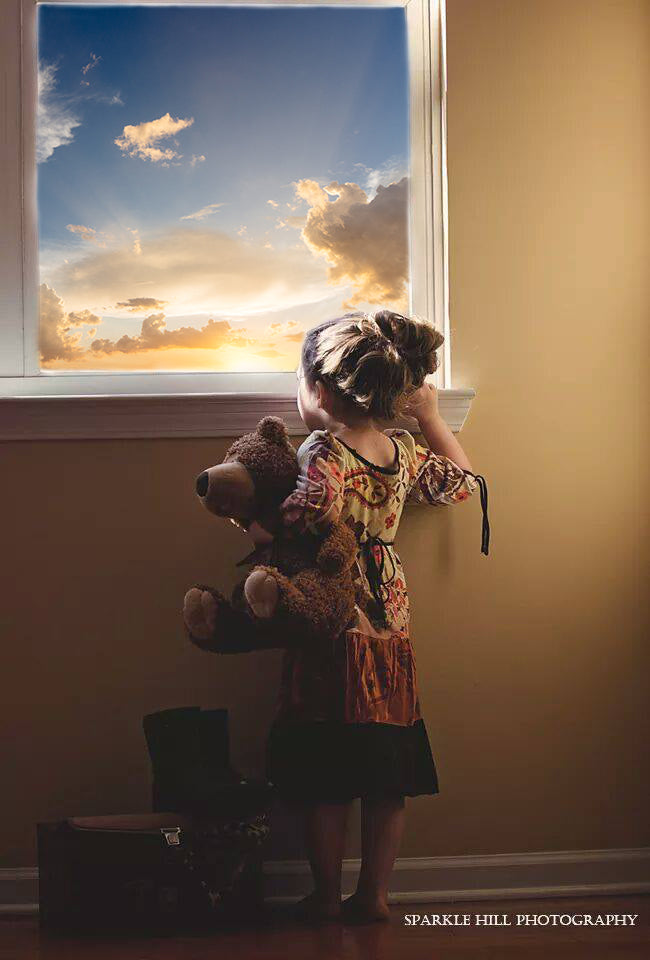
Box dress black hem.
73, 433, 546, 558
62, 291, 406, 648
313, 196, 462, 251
265, 717, 440, 804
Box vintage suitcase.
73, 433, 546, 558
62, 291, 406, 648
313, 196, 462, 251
37, 811, 269, 934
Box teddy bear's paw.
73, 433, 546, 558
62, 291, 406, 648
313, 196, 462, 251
244, 569, 279, 619
183, 587, 219, 640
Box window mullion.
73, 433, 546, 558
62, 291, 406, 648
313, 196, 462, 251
0, 0, 26, 377
21, 0, 40, 377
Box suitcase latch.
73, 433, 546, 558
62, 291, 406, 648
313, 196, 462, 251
161, 827, 182, 846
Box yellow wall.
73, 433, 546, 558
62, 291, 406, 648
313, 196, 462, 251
2, 0, 648, 866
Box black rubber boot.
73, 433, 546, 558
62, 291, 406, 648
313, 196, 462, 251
142, 706, 274, 818
198, 708, 235, 777
196, 708, 276, 818
142, 706, 204, 812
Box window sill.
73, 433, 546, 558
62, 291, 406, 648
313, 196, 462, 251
0, 387, 476, 441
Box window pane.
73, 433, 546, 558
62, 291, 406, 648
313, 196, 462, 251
37, 3, 411, 372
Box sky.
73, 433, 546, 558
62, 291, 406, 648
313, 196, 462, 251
37, 3, 411, 372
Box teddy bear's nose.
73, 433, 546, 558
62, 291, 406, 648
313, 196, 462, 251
196, 472, 209, 497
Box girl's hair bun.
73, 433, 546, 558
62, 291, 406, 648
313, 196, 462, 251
300, 309, 444, 421
370, 309, 444, 387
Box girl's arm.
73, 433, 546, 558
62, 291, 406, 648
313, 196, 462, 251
403, 383, 472, 471
400, 382, 490, 555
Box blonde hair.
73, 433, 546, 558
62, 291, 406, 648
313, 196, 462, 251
301, 310, 444, 420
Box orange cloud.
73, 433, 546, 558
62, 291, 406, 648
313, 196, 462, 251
265, 319, 305, 348
294, 176, 409, 309
269, 319, 299, 335
128, 228, 141, 255
81, 53, 101, 77
66, 224, 106, 246
114, 112, 194, 163
39, 284, 100, 361
255, 348, 284, 358
90, 313, 249, 355
115, 298, 169, 312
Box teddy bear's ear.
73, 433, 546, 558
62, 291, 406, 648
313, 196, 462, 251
257, 416, 289, 445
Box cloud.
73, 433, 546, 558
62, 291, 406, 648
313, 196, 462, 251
39, 283, 100, 361
275, 215, 306, 230
66, 224, 106, 246
352, 158, 408, 198
269, 319, 299, 335
38, 60, 121, 162
128, 228, 141, 255
180, 202, 224, 222
89, 313, 244, 355
268, 319, 304, 343
293, 176, 409, 309
255, 348, 284, 358
190, 154, 206, 167
115, 298, 169, 312
81, 53, 102, 77
267, 200, 279, 208
114, 112, 194, 163
46, 225, 328, 319
37, 63, 82, 163
67, 309, 101, 326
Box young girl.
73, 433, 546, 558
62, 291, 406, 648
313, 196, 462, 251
265, 309, 489, 923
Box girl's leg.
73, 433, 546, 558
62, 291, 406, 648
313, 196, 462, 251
345, 794, 405, 921
297, 800, 352, 918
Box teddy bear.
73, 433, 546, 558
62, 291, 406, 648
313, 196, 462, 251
183, 416, 359, 654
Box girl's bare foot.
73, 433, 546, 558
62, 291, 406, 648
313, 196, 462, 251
341, 891, 390, 923
293, 890, 342, 923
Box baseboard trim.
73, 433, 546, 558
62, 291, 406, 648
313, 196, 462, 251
0, 868, 38, 916
2, 847, 649, 916
268, 882, 650, 906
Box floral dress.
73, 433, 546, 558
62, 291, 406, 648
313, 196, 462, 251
265, 428, 489, 803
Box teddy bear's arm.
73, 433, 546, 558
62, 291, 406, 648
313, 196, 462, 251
250, 565, 357, 644
183, 584, 265, 653
316, 521, 357, 574
184, 583, 290, 653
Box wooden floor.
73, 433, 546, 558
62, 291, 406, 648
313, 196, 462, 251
1, 894, 648, 960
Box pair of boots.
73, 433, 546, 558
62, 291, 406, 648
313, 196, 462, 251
142, 706, 274, 820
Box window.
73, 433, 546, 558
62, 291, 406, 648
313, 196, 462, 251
1, 0, 474, 438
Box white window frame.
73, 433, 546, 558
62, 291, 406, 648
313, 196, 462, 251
0, 0, 474, 439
